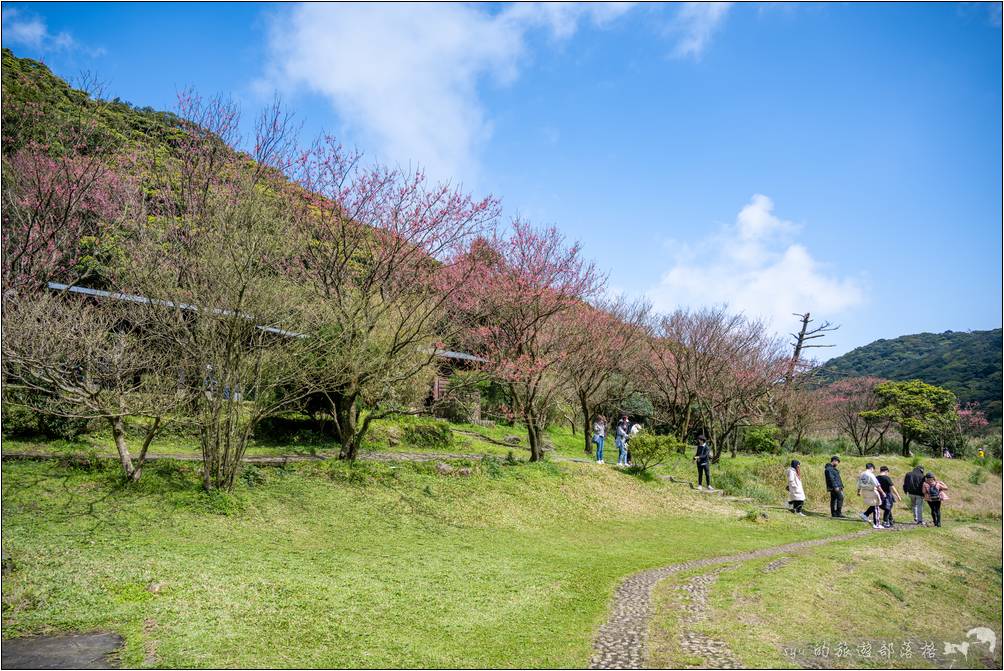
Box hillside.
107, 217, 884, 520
821, 328, 1003, 421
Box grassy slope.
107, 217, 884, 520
2, 422, 1001, 667
648, 521, 1003, 669
653, 452, 1002, 521
5, 455, 854, 668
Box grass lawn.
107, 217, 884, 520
3, 420, 1001, 667
648, 520, 1003, 669
5, 454, 860, 668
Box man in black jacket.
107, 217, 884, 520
824, 456, 845, 517
903, 464, 926, 525
694, 436, 712, 491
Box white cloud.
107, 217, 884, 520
1, 7, 94, 54
262, 3, 632, 183
649, 194, 864, 328
669, 2, 732, 58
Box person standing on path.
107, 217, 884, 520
876, 466, 901, 528
593, 416, 607, 464
787, 459, 806, 515
694, 435, 712, 491
857, 463, 883, 529
903, 464, 926, 525
615, 417, 629, 467
922, 472, 949, 527
824, 456, 845, 517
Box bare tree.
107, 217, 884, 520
1, 292, 184, 481
287, 137, 500, 460
645, 307, 788, 460
821, 377, 892, 455
120, 93, 323, 490
558, 297, 650, 454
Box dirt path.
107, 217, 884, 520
588, 530, 879, 669
0, 450, 488, 465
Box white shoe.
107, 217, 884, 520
798, 512, 807, 517
707, 486, 715, 492
873, 524, 882, 529
697, 485, 703, 491
859, 513, 869, 523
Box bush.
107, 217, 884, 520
628, 432, 684, 471
1, 403, 38, 437
403, 419, 453, 450
36, 413, 90, 440
743, 424, 781, 454
968, 467, 988, 486
1, 402, 91, 439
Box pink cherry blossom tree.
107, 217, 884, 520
287, 137, 500, 460
454, 220, 604, 461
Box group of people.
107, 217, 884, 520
790, 456, 950, 528
593, 421, 953, 529
591, 415, 641, 466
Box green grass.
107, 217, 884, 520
648, 521, 1003, 669
652, 452, 1002, 520
3, 422, 1001, 667
4, 454, 855, 668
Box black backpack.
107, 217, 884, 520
927, 482, 941, 501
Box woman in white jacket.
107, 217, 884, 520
787, 459, 806, 516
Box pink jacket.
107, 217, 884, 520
922, 480, 949, 502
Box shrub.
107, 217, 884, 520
35, 413, 90, 440
1, 403, 38, 437
403, 419, 453, 450
743, 424, 781, 454
968, 468, 988, 486
629, 432, 685, 471
1, 402, 91, 439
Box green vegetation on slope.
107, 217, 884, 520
821, 329, 1003, 421
648, 521, 1003, 669
3, 455, 855, 668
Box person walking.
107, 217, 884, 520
857, 463, 882, 529
694, 435, 713, 491
787, 459, 806, 515
902, 464, 926, 525
615, 417, 629, 467
592, 415, 606, 464
824, 456, 845, 517
876, 466, 901, 528
922, 472, 949, 527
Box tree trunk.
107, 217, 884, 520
331, 394, 360, 460
580, 395, 592, 455
901, 432, 912, 457
108, 416, 136, 481
525, 413, 544, 462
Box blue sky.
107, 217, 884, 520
3, 2, 1001, 357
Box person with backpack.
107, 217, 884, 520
615, 417, 629, 467
592, 415, 607, 464
694, 435, 713, 491
922, 472, 949, 527
857, 463, 882, 529
876, 466, 901, 528
824, 456, 845, 517
902, 464, 926, 525
786, 459, 806, 515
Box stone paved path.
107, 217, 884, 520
674, 568, 743, 668
588, 530, 877, 669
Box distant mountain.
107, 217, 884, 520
820, 329, 1003, 421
